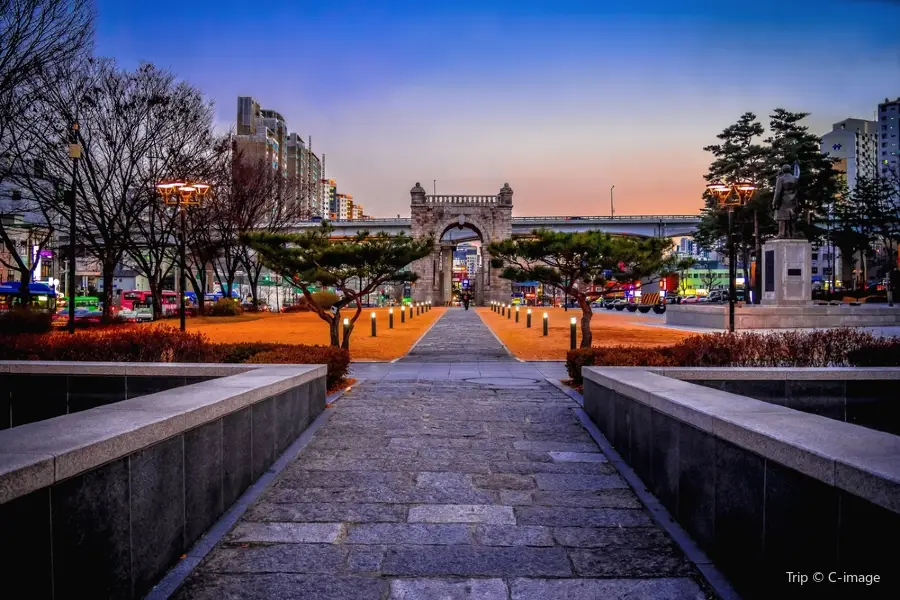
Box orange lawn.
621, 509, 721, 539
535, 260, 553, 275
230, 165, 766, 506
477, 306, 691, 360
153, 306, 444, 361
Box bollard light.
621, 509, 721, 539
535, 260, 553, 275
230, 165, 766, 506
543, 312, 548, 336
507, 304, 512, 319
570, 316, 577, 350
526, 308, 532, 328
502, 304, 506, 317
515, 306, 520, 323
389, 307, 394, 328
371, 311, 377, 337
401, 306, 406, 323
409, 304, 413, 319
343, 317, 351, 339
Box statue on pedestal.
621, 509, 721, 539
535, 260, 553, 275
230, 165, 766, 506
772, 162, 800, 239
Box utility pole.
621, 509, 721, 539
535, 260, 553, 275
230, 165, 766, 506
610, 185, 615, 218
433, 179, 436, 195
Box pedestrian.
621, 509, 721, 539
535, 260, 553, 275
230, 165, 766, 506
462, 292, 470, 311
889, 267, 900, 308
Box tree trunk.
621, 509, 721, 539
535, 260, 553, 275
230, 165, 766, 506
330, 310, 342, 347
101, 260, 116, 319
577, 297, 593, 348
17, 269, 32, 307
148, 277, 163, 319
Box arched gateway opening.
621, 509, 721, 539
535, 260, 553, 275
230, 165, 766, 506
409, 182, 513, 306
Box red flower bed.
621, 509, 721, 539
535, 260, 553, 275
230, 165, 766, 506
566, 329, 895, 384
0, 329, 351, 389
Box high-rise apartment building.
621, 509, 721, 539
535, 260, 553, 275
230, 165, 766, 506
308, 151, 322, 217
259, 109, 287, 177
234, 96, 281, 171
333, 193, 351, 220
322, 179, 336, 216
821, 118, 879, 192
878, 97, 899, 179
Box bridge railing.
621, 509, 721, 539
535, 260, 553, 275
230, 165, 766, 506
512, 215, 700, 222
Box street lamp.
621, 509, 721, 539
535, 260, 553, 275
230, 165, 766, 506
156, 181, 211, 332
706, 179, 756, 332
67, 122, 81, 335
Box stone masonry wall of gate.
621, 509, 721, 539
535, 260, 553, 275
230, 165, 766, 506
409, 182, 513, 306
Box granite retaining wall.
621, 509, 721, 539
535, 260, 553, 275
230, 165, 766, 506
0, 362, 327, 600
582, 366, 900, 599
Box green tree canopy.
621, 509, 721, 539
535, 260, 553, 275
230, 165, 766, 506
488, 230, 686, 348
694, 109, 842, 299
241, 223, 433, 348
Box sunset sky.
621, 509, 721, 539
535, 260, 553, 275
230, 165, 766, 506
95, 0, 900, 217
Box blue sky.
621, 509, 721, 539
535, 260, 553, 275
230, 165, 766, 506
95, 0, 900, 216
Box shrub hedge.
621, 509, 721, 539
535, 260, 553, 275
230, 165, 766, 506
0, 308, 54, 334
209, 298, 242, 317
566, 328, 897, 384
247, 345, 350, 390
0, 328, 351, 389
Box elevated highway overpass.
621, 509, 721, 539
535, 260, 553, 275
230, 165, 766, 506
288, 214, 701, 239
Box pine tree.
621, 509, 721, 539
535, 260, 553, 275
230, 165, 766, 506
241, 224, 433, 349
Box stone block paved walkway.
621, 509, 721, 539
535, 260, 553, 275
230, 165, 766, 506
172, 309, 712, 599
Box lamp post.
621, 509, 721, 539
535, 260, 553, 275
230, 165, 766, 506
706, 179, 756, 333
570, 317, 577, 349
156, 181, 211, 332
67, 122, 81, 335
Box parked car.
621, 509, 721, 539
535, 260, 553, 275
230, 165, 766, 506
681, 295, 700, 304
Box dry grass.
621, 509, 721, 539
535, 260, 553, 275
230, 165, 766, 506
152, 307, 444, 361
477, 306, 691, 360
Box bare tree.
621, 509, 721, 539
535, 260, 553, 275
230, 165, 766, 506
121, 80, 216, 316
202, 142, 296, 305
0, 0, 93, 301
699, 261, 722, 294
239, 170, 307, 309
14, 60, 208, 318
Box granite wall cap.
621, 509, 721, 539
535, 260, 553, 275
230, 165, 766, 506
583, 367, 700, 405
4, 361, 129, 375
584, 367, 900, 514
0, 361, 255, 377
0, 452, 55, 504
0, 363, 327, 503
651, 386, 790, 433
834, 454, 900, 513
0, 406, 187, 481
650, 367, 900, 381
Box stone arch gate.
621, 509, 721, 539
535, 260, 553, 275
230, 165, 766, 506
409, 182, 513, 306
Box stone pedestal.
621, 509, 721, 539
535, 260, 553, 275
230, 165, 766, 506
762, 239, 812, 306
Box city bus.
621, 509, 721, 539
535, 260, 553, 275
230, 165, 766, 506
0, 281, 58, 312
120, 290, 179, 315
